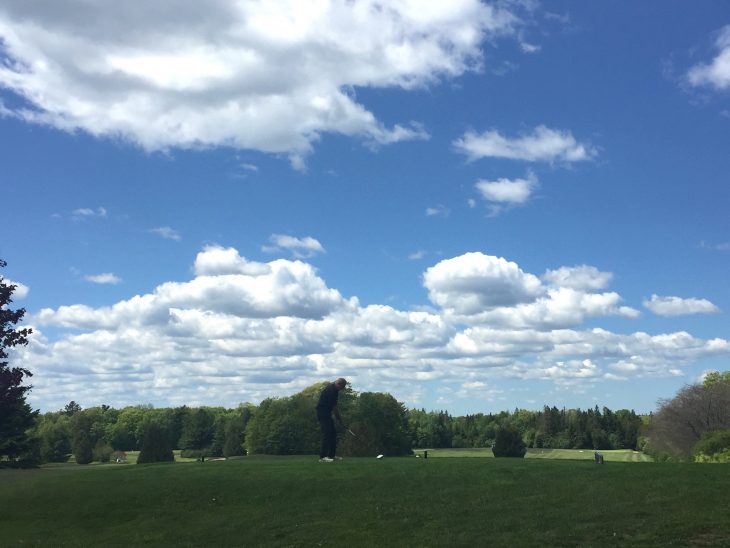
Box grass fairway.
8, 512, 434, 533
418, 448, 654, 462
2, 457, 729, 547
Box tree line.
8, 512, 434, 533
2, 259, 729, 466
24, 390, 648, 466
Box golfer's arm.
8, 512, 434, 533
333, 404, 343, 423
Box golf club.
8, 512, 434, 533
346, 428, 357, 437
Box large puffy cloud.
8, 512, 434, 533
16, 247, 730, 411
687, 25, 730, 91
0, 0, 521, 164
423, 252, 543, 314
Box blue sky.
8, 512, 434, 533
2, 1, 729, 414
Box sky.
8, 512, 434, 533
2, 1, 729, 415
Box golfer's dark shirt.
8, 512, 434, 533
317, 383, 339, 413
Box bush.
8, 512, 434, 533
180, 449, 208, 460
137, 422, 174, 464
73, 435, 93, 465
693, 430, 730, 462
492, 426, 526, 458
92, 441, 113, 463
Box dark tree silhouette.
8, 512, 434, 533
0, 260, 38, 466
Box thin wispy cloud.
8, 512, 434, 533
84, 273, 121, 285
644, 295, 720, 316
263, 234, 325, 258
426, 205, 450, 217
71, 207, 107, 220
454, 125, 596, 163
149, 227, 181, 241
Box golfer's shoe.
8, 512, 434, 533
319, 457, 334, 463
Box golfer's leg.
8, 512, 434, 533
318, 412, 328, 458
327, 418, 337, 459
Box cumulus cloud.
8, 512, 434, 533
16, 247, 730, 411
644, 295, 720, 317
474, 173, 537, 215
84, 273, 122, 285
687, 25, 730, 91
454, 125, 596, 163
424, 253, 638, 328
149, 226, 181, 241
424, 252, 543, 314
4, 278, 29, 299
263, 234, 325, 258
0, 0, 525, 165
543, 265, 613, 291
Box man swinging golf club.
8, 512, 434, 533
316, 377, 348, 463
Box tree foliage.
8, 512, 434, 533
0, 260, 38, 466
137, 421, 174, 464
492, 425, 526, 458
646, 372, 730, 460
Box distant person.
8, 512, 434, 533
316, 378, 347, 463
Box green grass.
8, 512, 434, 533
2, 456, 729, 546
416, 448, 653, 462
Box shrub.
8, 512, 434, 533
180, 449, 208, 460
92, 441, 113, 463
492, 426, 526, 458
693, 430, 730, 462
137, 422, 174, 464
72, 434, 93, 465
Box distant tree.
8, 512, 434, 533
63, 401, 82, 416
222, 405, 253, 457
646, 373, 730, 460
341, 392, 412, 457
137, 421, 174, 464
0, 260, 39, 467
492, 425, 526, 458
71, 412, 94, 465
179, 408, 215, 451
37, 413, 72, 463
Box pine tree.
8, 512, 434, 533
137, 421, 174, 464
0, 260, 39, 466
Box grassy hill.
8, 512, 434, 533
1, 456, 728, 546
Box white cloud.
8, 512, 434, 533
687, 25, 730, 91
16, 247, 730, 411
4, 279, 29, 299
71, 207, 107, 220
454, 125, 596, 163
263, 234, 325, 258
423, 252, 544, 314
0, 0, 523, 165
84, 273, 121, 285
543, 265, 613, 291
426, 205, 450, 217
644, 295, 720, 317
149, 226, 181, 241
475, 175, 536, 204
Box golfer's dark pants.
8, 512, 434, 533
317, 409, 336, 458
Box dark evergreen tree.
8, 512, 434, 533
492, 425, 526, 458
0, 260, 39, 467
137, 421, 174, 463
